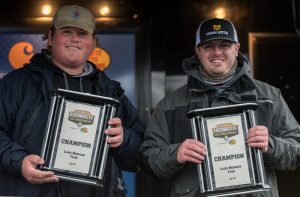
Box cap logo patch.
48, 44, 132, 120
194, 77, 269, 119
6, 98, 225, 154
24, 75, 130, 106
71, 11, 80, 20
213, 24, 221, 31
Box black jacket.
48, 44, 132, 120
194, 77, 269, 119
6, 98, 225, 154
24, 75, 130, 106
0, 52, 145, 196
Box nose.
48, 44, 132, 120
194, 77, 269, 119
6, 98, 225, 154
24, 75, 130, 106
213, 46, 222, 55
70, 32, 80, 42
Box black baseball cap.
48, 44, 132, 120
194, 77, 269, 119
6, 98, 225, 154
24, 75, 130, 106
195, 18, 238, 47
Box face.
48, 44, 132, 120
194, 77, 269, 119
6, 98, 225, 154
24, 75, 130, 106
195, 40, 240, 77
47, 26, 95, 75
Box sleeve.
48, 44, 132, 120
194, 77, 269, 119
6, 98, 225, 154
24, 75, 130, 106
263, 90, 300, 170
109, 94, 145, 171
0, 74, 28, 175
138, 100, 184, 180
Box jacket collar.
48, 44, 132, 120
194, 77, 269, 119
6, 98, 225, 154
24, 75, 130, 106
24, 52, 124, 100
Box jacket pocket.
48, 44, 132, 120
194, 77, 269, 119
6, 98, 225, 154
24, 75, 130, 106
19, 95, 42, 146
174, 164, 199, 196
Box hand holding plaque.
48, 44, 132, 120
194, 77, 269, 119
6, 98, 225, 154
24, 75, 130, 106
105, 118, 124, 148
22, 155, 59, 184
177, 139, 206, 164
247, 125, 269, 153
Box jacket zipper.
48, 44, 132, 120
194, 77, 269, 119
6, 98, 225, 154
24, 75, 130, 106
20, 97, 42, 145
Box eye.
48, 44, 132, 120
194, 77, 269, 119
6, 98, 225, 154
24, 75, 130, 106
61, 30, 72, 34
78, 31, 89, 36
203, 43, 213, 49
220, 42, 233, 48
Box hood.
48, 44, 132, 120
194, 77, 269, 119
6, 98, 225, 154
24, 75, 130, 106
181, 52, 256, 94
23, 50, 124, 99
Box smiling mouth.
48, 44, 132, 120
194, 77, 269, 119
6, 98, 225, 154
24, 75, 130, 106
211, 59, 223, 63
67, 46, 81, 50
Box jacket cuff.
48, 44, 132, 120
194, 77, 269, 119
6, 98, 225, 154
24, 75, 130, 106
168, 144, 185, 170
262, 136, 276, 163
13, 152, 28, 176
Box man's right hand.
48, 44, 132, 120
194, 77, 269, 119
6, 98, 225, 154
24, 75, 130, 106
177, 139, 206, 164
21, 155, 59, 184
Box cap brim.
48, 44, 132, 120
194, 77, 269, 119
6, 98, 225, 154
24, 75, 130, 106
197, 37, 237, 47
55, 21, 94, 33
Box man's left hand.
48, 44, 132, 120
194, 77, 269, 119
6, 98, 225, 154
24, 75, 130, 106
105, 118, 124, 148
247, 125, 269, 153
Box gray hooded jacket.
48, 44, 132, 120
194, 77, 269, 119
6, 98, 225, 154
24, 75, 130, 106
139, 53, 300, 197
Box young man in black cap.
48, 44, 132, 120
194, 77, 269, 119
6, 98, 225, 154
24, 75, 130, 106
0, 4, 144, 197
139, 18, 300, 197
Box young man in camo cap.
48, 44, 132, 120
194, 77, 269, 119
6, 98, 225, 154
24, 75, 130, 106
0, 5, 144, 197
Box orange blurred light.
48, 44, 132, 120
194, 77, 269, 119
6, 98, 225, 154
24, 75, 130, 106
99, 5, 110, 16
214, 7, 226, 18
41, 4, 52, 16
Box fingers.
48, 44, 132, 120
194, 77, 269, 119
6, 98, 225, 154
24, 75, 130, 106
248, 125, 268, 135
177, 139, 207, 164
247, 125, 269, 153
28, 170, 59, 184
106, 127, 122, 136
28, 155, 44, 165
22, 155, 43, 171
22, 155, 59, 184
108, 118, 122, 127
106, 130, 123, 148
105, 118, 123, 148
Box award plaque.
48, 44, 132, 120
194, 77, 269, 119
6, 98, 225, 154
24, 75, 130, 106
39, 89, 119, 186
187, 103, 270, 196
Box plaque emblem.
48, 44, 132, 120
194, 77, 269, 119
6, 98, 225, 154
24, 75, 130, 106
212, 123, 239, 141
69, 110, 95, 127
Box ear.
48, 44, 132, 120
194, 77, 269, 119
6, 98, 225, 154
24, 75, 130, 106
235, 43, 240, 56
47, 30, 53, 46
93, 37, 97, 49
195, 47, 200, 56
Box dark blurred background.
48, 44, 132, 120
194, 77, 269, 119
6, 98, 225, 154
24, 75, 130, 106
1, 0, 300, 196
